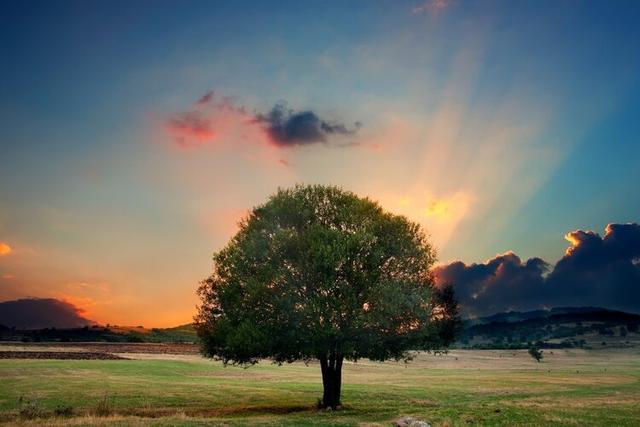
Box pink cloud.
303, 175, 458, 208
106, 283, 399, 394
164, 91, 250, 149
166, 111, 217, 147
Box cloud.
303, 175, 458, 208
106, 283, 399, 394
546, 223, 640, 313
164, 92, 360, 149
164, 92, 250, 149
166, 111, 216, 147
253, 102, 361, 147
196, 90, 215, 105
0, 242, 12, 256
434, 252, 549, 317
0, 298, 95, 329
433, 223, 640, 316
412, 0, 452, 15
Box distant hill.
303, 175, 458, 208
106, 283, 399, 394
3, 306, 640, 350
466, 306, 635, 325
459, 307, 640, 349
0, 323, 198, 344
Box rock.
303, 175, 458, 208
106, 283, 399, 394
394, 416, 431, 427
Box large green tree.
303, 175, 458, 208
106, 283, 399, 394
196, 185, 461, 409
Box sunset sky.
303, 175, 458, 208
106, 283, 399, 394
1, 1, 639, 326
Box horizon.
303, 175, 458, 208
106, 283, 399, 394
2, 298, 639, 331
1, 0, 640, 327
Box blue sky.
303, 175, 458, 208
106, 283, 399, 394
1, 0, 639, 325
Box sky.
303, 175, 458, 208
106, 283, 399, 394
1, 0, 639, 327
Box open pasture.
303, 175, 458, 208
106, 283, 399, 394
0, 345, 639, 426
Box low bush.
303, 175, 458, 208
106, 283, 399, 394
95, 394, 110, 417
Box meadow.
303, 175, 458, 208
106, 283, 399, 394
0, 345, 639, 426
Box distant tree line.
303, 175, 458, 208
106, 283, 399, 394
457, 311, 640, 350
0, 324, 197, 343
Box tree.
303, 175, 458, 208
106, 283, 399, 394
195, 185, 461, 409
528, 346, 543, 362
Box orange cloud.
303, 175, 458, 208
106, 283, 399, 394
0, 242, 12, 256
54, 281, 113, 320
59, 295, 96, 316
66, 281, 110, 293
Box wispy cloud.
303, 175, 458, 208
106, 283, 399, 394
166, 111, 216, 146
164, 92, 361, 150
412, 0, 453, 15
164, 92, 249, 149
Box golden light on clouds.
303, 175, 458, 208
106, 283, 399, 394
0, 242, 12, 256
422, 193, 472, 224
563, 230, 597, 256
564, 232, 581, 250
379, 191, 473, 250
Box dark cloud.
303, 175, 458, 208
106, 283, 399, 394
434, 252, 549, 317
434, 223, 640, 316
197, 90, 215, 105
254, 102, 360, 147
0, 298, 95, 329
166, 93, 359, 150
546, 223, 640, 313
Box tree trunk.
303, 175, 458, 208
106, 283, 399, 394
319, 353, 343, 409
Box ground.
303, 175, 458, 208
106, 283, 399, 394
0, 343, 639, 426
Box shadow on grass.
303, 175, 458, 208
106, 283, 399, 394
190, 404, 314, 417
120, 404, 315, 419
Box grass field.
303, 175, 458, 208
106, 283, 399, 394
1, 346, 639, 426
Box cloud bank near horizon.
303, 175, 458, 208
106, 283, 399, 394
434, 223, 640, 317
0, 298, 95, 329
4, 223, 639, 329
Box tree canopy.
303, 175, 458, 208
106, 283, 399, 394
196, 185, 461, 408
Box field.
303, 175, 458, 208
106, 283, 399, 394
0, 343, 639, 426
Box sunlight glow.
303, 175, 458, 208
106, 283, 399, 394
0, 242, 12, 256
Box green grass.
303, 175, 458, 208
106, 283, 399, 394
1, 349, 639, 426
